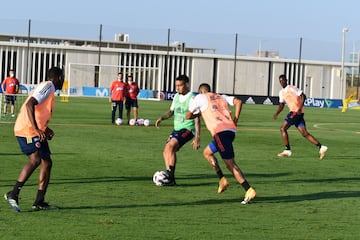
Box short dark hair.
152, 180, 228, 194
198, 83, 211, 92
279, 74, 287, 80
47, 67, 63, 80
175, 74, 189, 83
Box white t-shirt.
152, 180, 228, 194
189, 93, 234, 113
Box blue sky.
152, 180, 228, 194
0, 0, 359, 61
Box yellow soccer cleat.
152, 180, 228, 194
217, 177, 229, 193
241, 187, 256, 204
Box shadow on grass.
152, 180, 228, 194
256, 190, 360, 203
56, 190, 360, 211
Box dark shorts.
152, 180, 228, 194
16, 136, 51, 158
167, 129, 194, 150
125, 98, 138, 109
208, 131, 235, 159
285, 112, 305, 128
5, 95, 16, 104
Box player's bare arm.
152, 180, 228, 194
297, 93, 306, 114
155, 110, 174, 128
233, 98, 242, 126
273, 102, 285, 120
192, 116, 201, 150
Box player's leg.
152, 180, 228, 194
203, 144, 228, 193
297, 124, 328, 159
125, 101, 131, 123
119, 101, 124, 120
162, 129, 194, 185
278, 119, 292, 157
133, 100, 139, 120
32, 157, 53, 209
10, 96, 16, 116
5, 147, 41, 212
133, 106, 138, 120
111, 101, 117, 123
163, 137, 179, 184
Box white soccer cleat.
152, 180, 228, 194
277, 150, 292, 157
319, 145, 328, 160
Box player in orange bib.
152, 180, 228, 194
273, 74, 328, 159
4, 67, 64, 212
186, 83, 256, 204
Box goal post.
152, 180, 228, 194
67, 63, 162, 100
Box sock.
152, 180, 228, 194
241, 180, 251, 191
216, 169, 224, 179
12, 181, 24, 197
316, 143, 322, 149
34, 190, 46, 204
285, 145, 291, 150
167, 166, 175, 181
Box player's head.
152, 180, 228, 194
198, 83, 211, 94
127, 75, 133, 84
9, 69, 15, 77
279, 74, 287, 88
117, 72, 123, 81
175, 74, 190, 95
48, 67, 64, 90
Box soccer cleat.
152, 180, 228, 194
161, 174, 177, 186
319, 145, 328, 160
241, 187, 256, 205
277, 150, 292, 157
4, 191, 20, 212
217, 177, 229, 193
32, 202, 58, 210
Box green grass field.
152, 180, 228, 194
1, 97, 359, 240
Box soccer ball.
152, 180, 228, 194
115, 118, 123, 125
144, 119, 150, 126
152, 170, 170, 186
129, 119, 136, 126
137, 118, 144, 126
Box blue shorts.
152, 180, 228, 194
16, 136, 51, 158
125, 98, 138, 109
167, 129, 194, 150
285, 112, 305, 128
208, 131, 235, 159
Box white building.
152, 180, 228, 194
0, 33, 350, 99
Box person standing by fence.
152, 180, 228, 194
1, 69, 20, 117
109, 72, 127, 124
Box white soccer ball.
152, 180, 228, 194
144, 119, 150, 126
129, 119, 136, 126
137, 118, 144, 126
152, 170, 170, 186
115, 118, 123, 125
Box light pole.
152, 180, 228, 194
341, 27, 349, 98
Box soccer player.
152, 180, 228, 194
1, 69, 20, 117
125, 75, 140, 124
155, 75, 200, 185
109, 72, 127, 124
4, 66, 64, 212
273, 74, 328, 159
186, 83, 256, 204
